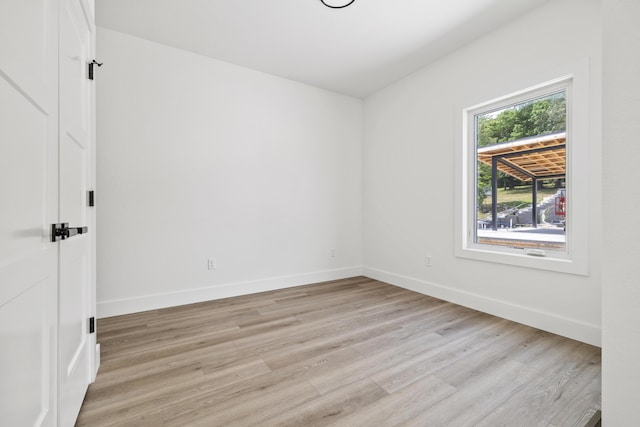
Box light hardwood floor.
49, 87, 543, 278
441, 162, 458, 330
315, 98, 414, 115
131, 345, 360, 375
77, 277, 601, 426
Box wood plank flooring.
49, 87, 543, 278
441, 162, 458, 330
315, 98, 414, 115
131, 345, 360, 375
77, 277, 601, 426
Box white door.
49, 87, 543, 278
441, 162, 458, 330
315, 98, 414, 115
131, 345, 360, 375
1, 0, 95, 426
58, 0, 95, 425
0, 1, 60, 426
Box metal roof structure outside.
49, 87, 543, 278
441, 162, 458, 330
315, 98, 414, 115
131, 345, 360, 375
477, 132, 566, 182
477, 132, 566, 230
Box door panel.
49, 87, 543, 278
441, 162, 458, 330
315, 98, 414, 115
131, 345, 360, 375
59, 253, 88, 376
0, 77, 50, 270
58, 244, 90, 426
58, 0, 93, 425
0, 0, 51, 107
60, 133, 87, 227
0, 267, 56, 427
0, 0, 59, 425
60, 0, 90, 141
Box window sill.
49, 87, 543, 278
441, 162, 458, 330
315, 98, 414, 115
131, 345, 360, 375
455, 244, 588, 276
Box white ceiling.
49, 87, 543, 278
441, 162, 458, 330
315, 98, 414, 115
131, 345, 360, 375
96, 0, 549, 98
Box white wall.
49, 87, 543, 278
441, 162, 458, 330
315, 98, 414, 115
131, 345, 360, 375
363, 0, 602, 345
93, 1, 640, 421
96, 28, 363, 317
602, 0, 640, 424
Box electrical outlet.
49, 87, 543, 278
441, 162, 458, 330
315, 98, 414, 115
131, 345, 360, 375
425, 256, 432, 267
208, 258, 216, 270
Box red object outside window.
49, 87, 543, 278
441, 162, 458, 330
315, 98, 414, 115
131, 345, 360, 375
555, 196, 566, 216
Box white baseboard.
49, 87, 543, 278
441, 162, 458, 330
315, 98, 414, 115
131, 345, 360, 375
97, 264, 601, 347
97, 266, 363, 319
363, 266, 601, 347
92, 343, 100, 382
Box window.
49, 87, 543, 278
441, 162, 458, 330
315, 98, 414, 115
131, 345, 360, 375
475, 84, 568, 252
455, 68, 590, 275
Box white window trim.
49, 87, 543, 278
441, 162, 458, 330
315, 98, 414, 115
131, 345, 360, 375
454, 60, 590, 276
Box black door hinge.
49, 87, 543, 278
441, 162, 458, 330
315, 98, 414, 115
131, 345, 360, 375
88, 60, 103, 80
88, 190, 95, 207
89, 317, 95, 334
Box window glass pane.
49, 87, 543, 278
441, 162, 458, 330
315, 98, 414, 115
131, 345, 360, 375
474, 91, 567, 252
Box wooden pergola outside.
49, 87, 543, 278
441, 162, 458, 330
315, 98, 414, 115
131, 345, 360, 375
477, 132, 566, 230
